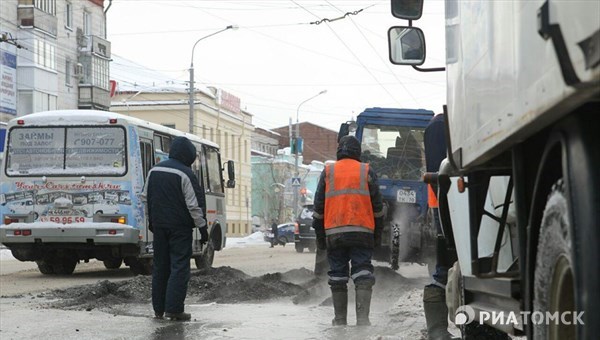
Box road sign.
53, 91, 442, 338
291, 177, 301, 187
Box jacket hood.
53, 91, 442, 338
169, 136, 197, 166
336, 135, 361, 161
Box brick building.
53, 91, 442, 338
270, 122, 338, 164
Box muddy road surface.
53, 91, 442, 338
0, 244, 440, 339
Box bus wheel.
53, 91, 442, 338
533, 179, 576, 340
103, 258, 123, 269
53, 259, 77, 275
35, 260, 54, 275
194, 239, 215, 270
128, 258, 153, 276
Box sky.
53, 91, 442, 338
106, 0, 447, 132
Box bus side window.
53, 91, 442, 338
140, 140, 154, 179
163, 136, 172, 153
153, 135, 162, 151
204, 146, 224, 194
191, 142, 207, 191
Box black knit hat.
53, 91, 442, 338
337, 135, 361, 161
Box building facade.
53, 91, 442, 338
270, 122, 338, 164
110, 55, 254, 236
0, 0, 111, 124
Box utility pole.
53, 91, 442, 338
188, 25, 237, 134
292, 90, 327, 219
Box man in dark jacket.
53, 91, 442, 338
270, 220, 278, 248
312, 135, 384, 326
143, 136, 208, 321
423, 113, 456, 340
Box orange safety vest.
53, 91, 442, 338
428, 184, 439, 208
324, 159, 375, 235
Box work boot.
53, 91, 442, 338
165, 312, 191, 321
423, 285, 453, 340
355, 283, 372, 326
331, 286, 348, 326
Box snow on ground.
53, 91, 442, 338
226, 231, 270, 248
0, 232, 269, 261
0, 248, 15, 261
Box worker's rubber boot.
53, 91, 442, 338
423, 285, 453, 340
165, 312, 191, 321
355, 283, 373, 326
331, 286, 348, 326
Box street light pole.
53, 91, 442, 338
189, 25, 237, 134
293, 90, 327, 218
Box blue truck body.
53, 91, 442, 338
348, 107, 436, 268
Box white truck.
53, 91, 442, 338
389, 1, 599, 339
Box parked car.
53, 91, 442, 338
294, 204, 316, 253
264, 223, 295, 245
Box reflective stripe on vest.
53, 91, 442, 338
428, 184, 439, 208
324, 159, 375, 233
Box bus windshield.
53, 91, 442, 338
6, 126, 126, 176
360, 124, 425, 180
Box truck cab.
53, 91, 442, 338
340, 107, 436, 269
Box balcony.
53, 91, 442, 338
17, 2, 57, 36
78, 85, 110, 110
78, 30, 111, 59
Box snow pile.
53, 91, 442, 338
0, 248, 15, 260
226, 231, 269, 248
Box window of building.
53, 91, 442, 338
65, 58, 72, 86
33, 91, 57, 112
65, 1, 73, 29
83, 11, 91, 35
35, 39, 56, 70
92, 56, 109, 90
35, 0, 56, 15
224, 132, 228, 158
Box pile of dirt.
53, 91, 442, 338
189, 268, 306, 303
46, 266, 312, 310
45, 265, 420, 311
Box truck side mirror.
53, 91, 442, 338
388, 26, 426, 66
338, 121, 358, 142
391, 0, 424, 20
226, 160, 236, 188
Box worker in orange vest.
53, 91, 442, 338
312, 135, 384, 326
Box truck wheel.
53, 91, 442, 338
389, 223, 400, 270
103, 258, 123, 269
53, 259, 77, 275
462, 323, 509, 340
194, 239, 215, 269
533, 179, 577, 340
35, 260, 54, 275
307, 244, 316, 253
128, 258, 153, 276
295, 244, 304, 253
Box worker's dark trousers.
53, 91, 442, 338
152, 227, 193, 314
327, 247, 375, 286
431, 208, 449, 285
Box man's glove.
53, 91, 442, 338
374, 232, 382, 248
199, 227, 209, 245
316, 236, 327, 251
